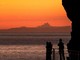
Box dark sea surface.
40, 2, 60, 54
0, 45, 69, 60
0, 33, 70, 60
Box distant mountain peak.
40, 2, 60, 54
0, 22, 71, 33
38, 23, 52, 28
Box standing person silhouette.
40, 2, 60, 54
58, 39, 65, 60
46, 41, 52, 60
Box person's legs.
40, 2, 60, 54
62, 51, 65, 60
59, 53, 62, 60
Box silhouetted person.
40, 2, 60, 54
62, 0, 80, 60
46, 42, 52, 60
58, 39, 65, 60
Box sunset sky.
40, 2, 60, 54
0, 0, 71, 29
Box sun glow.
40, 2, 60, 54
0, 0, 71, 29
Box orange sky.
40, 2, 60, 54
0, 0, 71, 29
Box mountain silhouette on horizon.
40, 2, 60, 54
0, 23, 71, 33
38, 23, 53, 28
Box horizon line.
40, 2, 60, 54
0, 25, 71, 30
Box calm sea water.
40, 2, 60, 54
0, 45, 69, 60
0, 35, 70, 60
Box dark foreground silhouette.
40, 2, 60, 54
46, 42, 52, 60
58, 39, 65, 60
62, 0, 80, 60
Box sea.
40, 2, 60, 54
0, 32, 71, 60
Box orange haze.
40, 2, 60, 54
0, 0, 71, 29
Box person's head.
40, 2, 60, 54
59, 38, 62, 42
